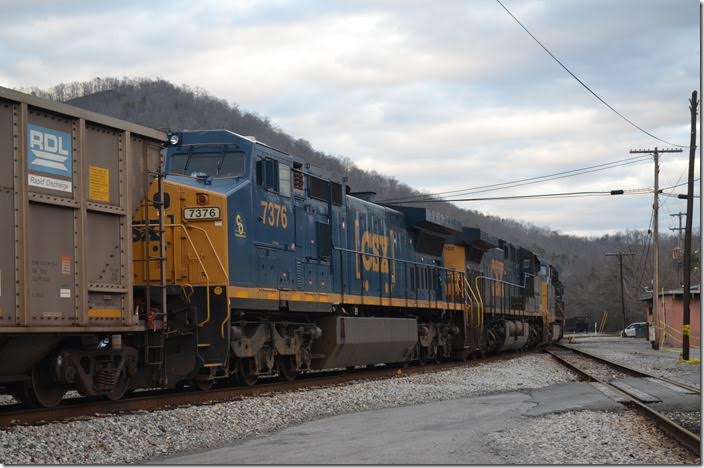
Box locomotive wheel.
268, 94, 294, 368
23, 357, 67, 408
105, 374, 130, 401
192, 378, 214, 391
277, 356, 298, 382
239, 358, 259, 386
228, 359, 240, 384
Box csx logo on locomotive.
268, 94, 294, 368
354, 218, 397, 289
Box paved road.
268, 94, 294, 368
154, 381, 628, 464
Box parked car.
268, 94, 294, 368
623, 322, 647, 338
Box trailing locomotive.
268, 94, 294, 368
0, 87, 564, 407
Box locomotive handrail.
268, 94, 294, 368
164, 224, 211, 328
474, 274, 532, 290
183, 224, 231, 339
333, 245, 467, 309
463, 277, 481, 326
184, 225, 230, 282
473, 276, 485, 327
332, 246, 458, 271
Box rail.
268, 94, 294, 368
553, 343, 700, 393
546, 345, 700, 455
0, 352, 529, 428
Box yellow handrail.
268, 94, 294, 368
464, 276, 480, 327
185, 225, 230, 281
165, 224, 211, 327
183, 224, 232, 339
473, 276, 485, 328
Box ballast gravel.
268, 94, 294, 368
0, 354, 576, 464
568, 337, 701, 389
487, 410, 699, 464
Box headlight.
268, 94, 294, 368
169, 133, 181, 145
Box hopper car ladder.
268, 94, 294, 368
140, 169, 169, 387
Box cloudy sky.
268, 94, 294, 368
0, 0, 700, 237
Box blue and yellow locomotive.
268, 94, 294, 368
132, 129, 564, 390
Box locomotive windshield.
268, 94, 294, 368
168, 149, 246, 179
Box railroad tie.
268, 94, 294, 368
608, 381, 661, 403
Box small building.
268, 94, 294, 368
564, 315, 589, 333
641, 285, 700, 348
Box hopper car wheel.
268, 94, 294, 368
105, 375, 130, 401
277, 356, 298, 382
239, 358, 259, 386
24, 357, 67, 408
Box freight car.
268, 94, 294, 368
0, 87, 564, 407
0, 86, 163, 407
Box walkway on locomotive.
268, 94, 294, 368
151, 130, 471, 314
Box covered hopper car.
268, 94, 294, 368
0, 87, 564, 407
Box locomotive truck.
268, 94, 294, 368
0, 86, 564, 407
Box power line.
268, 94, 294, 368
386, 158, 651, 203
495, 0, 689, 149
386, 179, 699, 205
394, 188, 654, 204
660, 178, 701, 192
379, 155, 653, 203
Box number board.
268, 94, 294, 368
184, 206, 221, 221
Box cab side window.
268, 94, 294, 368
278, 162, 291, 197
256, 157, 291, 198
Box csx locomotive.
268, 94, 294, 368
0, 86, 564, 407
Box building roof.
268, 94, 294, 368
639, 284, 701, 301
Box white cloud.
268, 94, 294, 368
0, 0, 698, 236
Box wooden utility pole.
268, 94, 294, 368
682, 90, 698, 361
605, 252, 635, 333
630, 146, 683, 349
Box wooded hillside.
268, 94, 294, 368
24, 77, 699, 331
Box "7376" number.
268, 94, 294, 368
260, 201, 288, 229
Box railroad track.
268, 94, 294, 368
546, 344, 701, 456
0, 352, 526, 428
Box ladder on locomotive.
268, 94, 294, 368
141, 169, 169, 387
